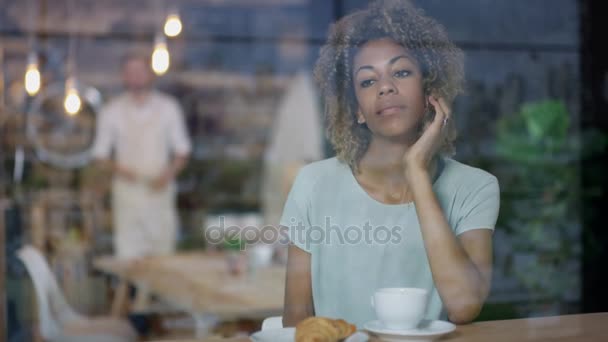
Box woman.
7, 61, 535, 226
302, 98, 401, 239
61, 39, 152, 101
282, 0, 499, 328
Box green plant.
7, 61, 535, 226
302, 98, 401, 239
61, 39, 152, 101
494, 100, 580, 313
496, 100, 574, 163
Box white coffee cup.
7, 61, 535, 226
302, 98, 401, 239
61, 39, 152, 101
371, 287, 428, 330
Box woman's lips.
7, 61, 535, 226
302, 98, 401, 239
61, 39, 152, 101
377, 106, 403, 116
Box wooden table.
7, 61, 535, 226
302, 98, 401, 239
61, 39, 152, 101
159, 312, 607, 341
442, 312, 608, 341
93, 252, 285, 337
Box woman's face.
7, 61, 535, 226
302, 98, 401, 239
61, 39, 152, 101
352, 38, 426, 142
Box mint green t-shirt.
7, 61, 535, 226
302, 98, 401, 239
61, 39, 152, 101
280, 157, 500, 328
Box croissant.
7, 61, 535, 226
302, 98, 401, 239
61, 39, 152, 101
295, 317, 357, 342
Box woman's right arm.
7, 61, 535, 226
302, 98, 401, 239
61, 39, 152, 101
282, 244, 314, 327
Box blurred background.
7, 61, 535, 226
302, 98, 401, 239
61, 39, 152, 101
1, 0, 607, 341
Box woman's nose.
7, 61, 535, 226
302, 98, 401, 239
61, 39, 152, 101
378, 80, 397, 96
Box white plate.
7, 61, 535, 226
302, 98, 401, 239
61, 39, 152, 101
363, 320, 456, 342
250, 328, 369, 342
250, 327, 295, 342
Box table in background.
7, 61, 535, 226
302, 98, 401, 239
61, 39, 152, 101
93, 252, 285, 337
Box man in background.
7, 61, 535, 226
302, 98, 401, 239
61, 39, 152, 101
91, 51, 191, 333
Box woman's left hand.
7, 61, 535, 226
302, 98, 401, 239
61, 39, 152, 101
402, 95, 450, 174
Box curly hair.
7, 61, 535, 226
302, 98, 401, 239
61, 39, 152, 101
314, 0, 465, 172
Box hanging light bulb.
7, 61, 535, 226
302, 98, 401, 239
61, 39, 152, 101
164, 12, 182, 37
25, 52, 41, 96
64, 77, 81, 115
64, 88, 81, 115
151, 35, 170, 75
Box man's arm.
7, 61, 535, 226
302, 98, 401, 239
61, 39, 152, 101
149, 154, 189, 191
95, 158, 137, 182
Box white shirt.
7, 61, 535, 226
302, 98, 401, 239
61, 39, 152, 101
282, 157, 500, 327
91, 90, 191, 179
91, 90, 191, 259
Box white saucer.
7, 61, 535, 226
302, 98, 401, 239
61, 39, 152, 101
250, 327, 295, 342
363, 320, 456, 342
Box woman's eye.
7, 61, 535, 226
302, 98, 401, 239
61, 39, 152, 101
360, 79, 375, 88
394, 70, 410, 78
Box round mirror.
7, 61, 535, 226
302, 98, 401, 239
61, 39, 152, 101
26, 82, 102, 169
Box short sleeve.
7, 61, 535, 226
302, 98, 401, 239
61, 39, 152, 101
91, 106, 114, 160
454, 176, 500, 235
279, 168, 316, 254
168, 101, 192, 155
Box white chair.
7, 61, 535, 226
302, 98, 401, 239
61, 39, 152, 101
261, 316, 283, 330
17, 245, 137, 342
